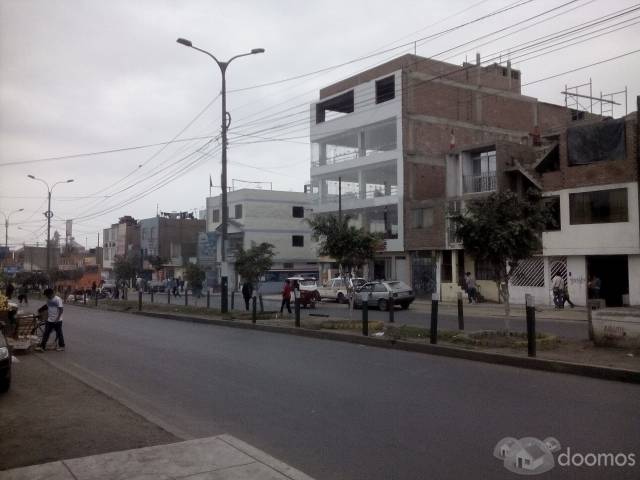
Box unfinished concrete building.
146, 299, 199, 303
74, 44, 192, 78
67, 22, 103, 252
309, 54, 639, 306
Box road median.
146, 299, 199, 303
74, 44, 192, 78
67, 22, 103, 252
70, 301, 640, 384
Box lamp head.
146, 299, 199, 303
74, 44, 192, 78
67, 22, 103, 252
177, 38, 193, 47
67, 179, 74, 183
27, 174, 35, 179
251, 48, 265, 54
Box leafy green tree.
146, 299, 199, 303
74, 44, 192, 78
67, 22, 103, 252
145, 255, 167, 278
184, 262, 206, 293
450, 190, 551, 324
113, 254, 139, 286
308, 214, 382, 309
234, 242, 275, 289
309, 214, 381, 276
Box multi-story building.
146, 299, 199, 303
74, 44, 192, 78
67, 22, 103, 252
139, 212, 205, 279
310, 53, 639, 306
205, 189, 318, 289
102, 216, 140, 280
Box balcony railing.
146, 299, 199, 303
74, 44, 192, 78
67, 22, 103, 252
463, 172, 497, 193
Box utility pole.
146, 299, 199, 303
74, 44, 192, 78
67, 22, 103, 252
27, 175, 74, 282
1, 208, 24, 249
338, 176, 342, 222
176, 37, 264, 313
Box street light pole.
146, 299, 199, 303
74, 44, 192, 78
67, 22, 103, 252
176, 37, 264, 313
1, 208, 24, 249
27, 175, 74, 282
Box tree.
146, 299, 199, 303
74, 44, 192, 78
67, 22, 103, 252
113, 254, 140, 286
308, 214, 382, 276
146, 255, 167, 278
450, 190, 551, 326
184, 262, 206, 293
308, 214, 382, 309
235, 242, 275, 288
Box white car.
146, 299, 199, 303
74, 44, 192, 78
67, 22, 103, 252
317, 277, 366, 303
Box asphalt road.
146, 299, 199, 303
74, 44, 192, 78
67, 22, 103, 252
134, 292, 590, 339
50, 306, 640, 479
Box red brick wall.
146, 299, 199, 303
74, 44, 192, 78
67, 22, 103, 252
540, 117, 638, 190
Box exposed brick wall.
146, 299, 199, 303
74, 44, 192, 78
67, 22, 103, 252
404, 200, 447, 250
540, 117, 638, 190
320, 54, 521, 100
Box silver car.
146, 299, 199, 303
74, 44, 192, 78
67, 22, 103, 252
354, 281, 415, 310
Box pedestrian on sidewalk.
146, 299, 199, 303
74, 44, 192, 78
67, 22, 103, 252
552, 274, 564, 308
280, 279, 292, 314
241, 281, 253, 311
35, 288, 66, 352
563, 282, 575, 308
465, 272, 477, 304
18, 283, 28, 305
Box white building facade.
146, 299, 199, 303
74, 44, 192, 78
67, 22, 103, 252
309, 70, 409, 283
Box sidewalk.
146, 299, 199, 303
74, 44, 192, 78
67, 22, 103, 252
0, 435, 314, 480
0, 355, 314, 480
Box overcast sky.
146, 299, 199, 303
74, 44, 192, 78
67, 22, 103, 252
1, 0, 638, 250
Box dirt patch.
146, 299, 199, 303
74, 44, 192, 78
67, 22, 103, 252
0, 355, 177, 471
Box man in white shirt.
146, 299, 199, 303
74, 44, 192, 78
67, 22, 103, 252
35, 288, 66, 352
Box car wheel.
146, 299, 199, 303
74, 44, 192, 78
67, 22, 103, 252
337, 292, 345, 304
378, 299, 388, 311
400, 302, 410, 310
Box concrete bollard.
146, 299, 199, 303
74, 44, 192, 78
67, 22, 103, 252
362, 294, 369, 336
525, 294, 536, 357
430, 293, 439, 344
295, 294, 301, 327
457, 291, 464, 330
252, 296, 257, 324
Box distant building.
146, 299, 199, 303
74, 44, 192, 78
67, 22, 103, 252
102, 216, 140, 280
205, 189, 318, 289
139, 212, 205, 279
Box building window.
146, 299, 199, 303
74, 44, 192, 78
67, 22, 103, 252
375, 76, 395, 104
235, 204, 243, 219
292, 206, 304, 218
292, 235, 304, 247
212, 209, 220, 223
316, 90, 354, 123
569, 188, 628, 224
543, 196, 561, 231
412, 208, 434, 229
475, 259, 495, 281
283, 263, 294, 269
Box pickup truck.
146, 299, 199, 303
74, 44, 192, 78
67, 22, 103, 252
316, 277, 366, 303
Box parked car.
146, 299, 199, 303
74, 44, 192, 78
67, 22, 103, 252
317, 277, 366, 303
0, 328, 11, 393
288, 277, 320, 308
354, 281, 415, 310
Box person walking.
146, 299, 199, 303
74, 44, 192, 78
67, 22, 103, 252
563, 283, 575, 308
465, 272, 477, 304
35, 288, 66, 352
552, 274, 564, 308
280, 279, 292, 315
241, 281, 253, 311
18, 283, 28, 305
4, 282, 14, 300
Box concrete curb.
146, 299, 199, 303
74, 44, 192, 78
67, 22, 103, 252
119, 309, 640, 385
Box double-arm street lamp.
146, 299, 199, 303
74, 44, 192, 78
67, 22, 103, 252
27, 175, 74, 279
176, 37, 264, 312
1, 208, 24, 249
